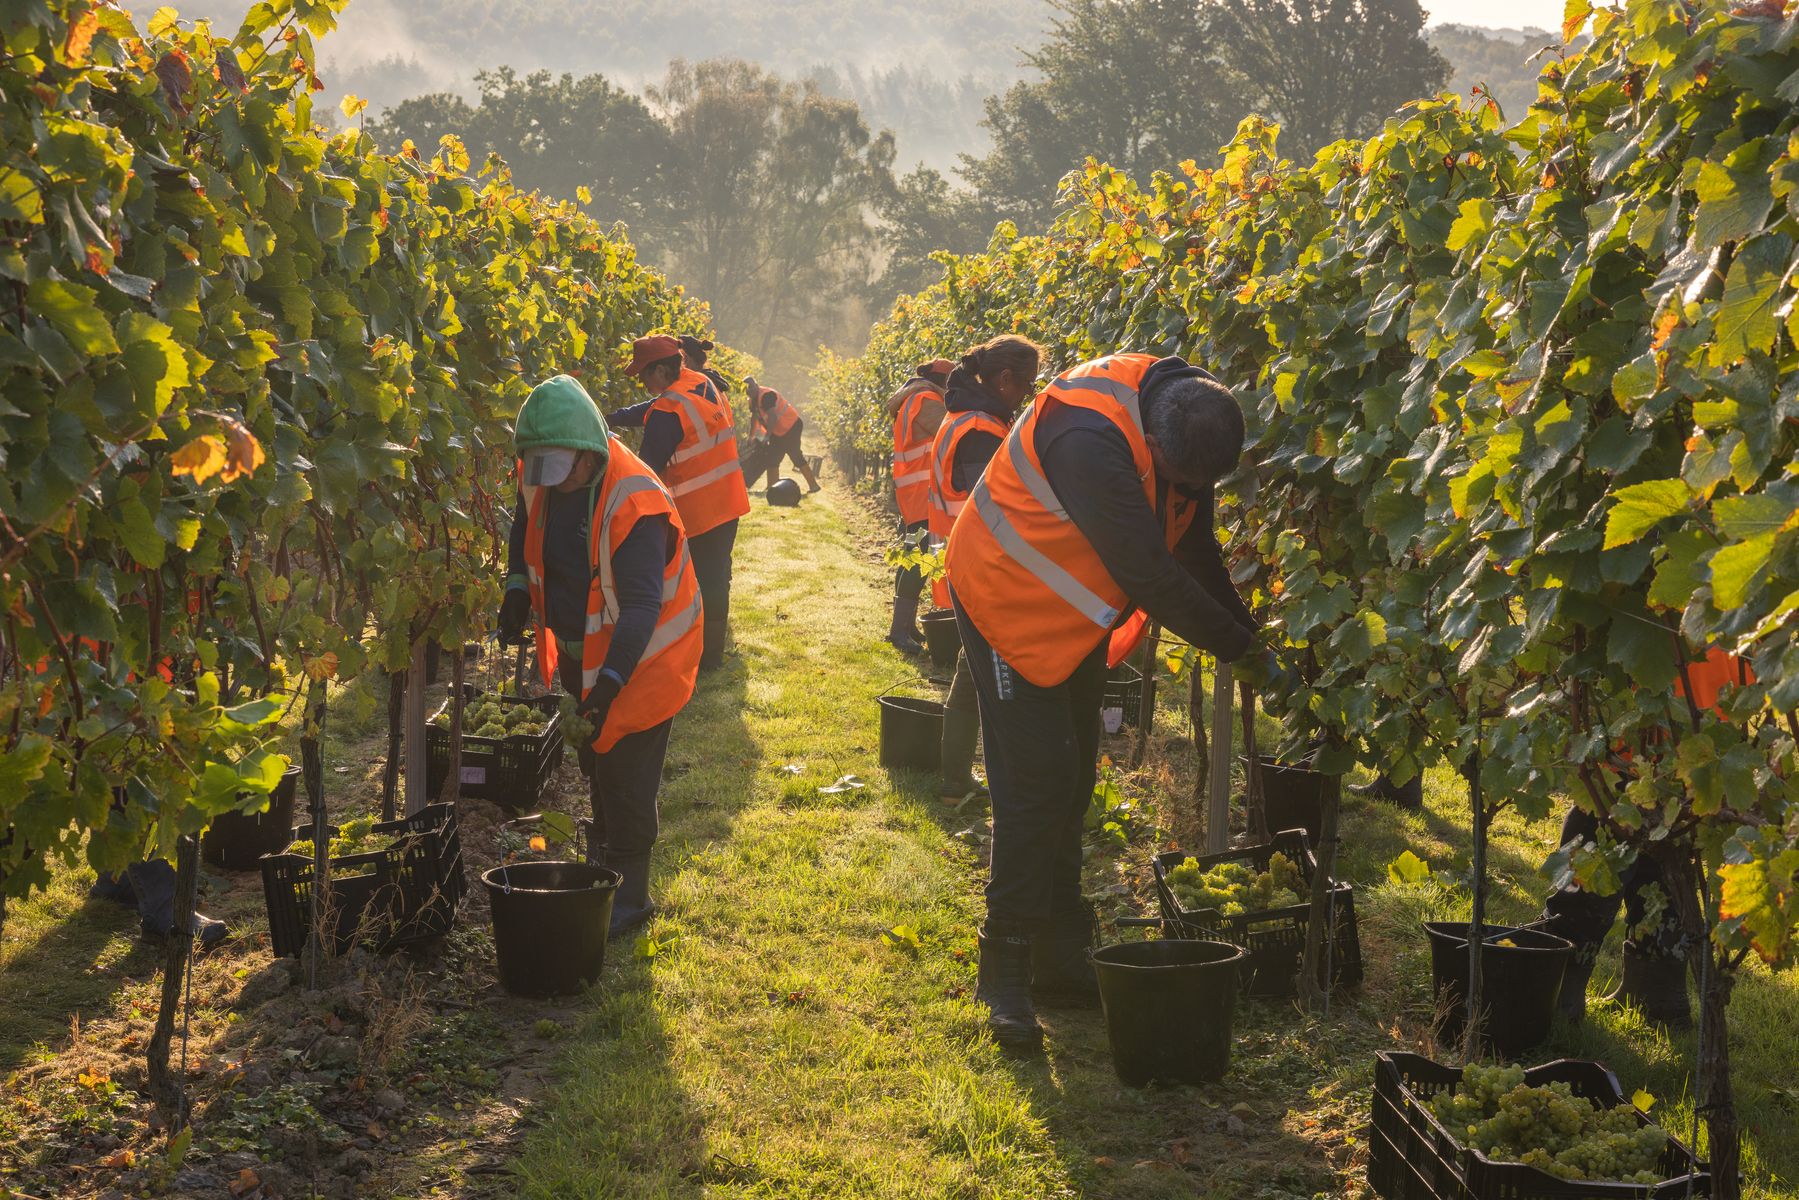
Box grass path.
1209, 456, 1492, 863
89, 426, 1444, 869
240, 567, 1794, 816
512, 476, 1799, 1200
2, 468, 1792, 1198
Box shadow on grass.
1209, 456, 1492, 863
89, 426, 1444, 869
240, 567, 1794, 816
0, 884, 156, 1074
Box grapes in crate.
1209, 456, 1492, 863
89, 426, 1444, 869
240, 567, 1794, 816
1427, 1064, 1669, 1184
1165, 851, 1306, 917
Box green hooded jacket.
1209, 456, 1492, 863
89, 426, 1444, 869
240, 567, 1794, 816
505, 375, 612, 599
514, 374, 613, 458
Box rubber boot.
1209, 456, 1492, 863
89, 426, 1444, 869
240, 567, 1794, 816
976, 927, 1043, 1055
798, 459, 822, 493
1349, 774, 1422, 809
1031, 907, 1100, 1009
938, 705, 985, 800
605, 850, 657, 940
887, 592, 924, 656
700, 615, 728, 672
1555, 942, 1599, 1024
1620, 940, 1692, 1030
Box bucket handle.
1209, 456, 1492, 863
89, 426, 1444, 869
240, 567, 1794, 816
876, 677, 925, 701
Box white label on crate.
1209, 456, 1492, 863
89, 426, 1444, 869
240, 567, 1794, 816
1101, 706, 1124, 735
461, 766, 487, 785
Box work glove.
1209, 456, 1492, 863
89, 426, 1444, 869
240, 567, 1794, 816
577, 671, 623, 739
497, 588, 531, 647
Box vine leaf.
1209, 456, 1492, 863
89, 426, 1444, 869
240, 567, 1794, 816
1602, 478, 1689, 549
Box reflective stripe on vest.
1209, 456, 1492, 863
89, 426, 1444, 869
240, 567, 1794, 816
652, 368, 751, 538
891, 384, 940, 523
927, 408, 1010, 612
945, 353, 1198, 686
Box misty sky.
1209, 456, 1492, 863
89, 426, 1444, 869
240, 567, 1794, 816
1427, 0, 1564, 27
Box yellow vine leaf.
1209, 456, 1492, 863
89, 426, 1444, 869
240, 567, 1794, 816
169, 435, 228, 484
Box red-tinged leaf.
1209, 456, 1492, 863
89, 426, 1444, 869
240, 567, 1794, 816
63, 8, 102, 66
216, 51, 248, 94
155, 50, 193, 116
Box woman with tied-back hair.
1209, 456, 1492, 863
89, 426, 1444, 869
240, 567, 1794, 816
926, 336, 1043, 803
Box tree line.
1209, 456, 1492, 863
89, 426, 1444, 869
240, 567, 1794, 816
367, 0, 1518, 381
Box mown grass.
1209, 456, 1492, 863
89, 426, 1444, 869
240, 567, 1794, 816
3, 469, 1792, 1199
513, 477, 1799, 1200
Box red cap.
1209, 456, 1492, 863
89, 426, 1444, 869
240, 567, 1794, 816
625, 335, 683, 376
916, 358, 955, 382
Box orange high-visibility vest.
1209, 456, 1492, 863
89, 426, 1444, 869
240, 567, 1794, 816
757, 388, 800, 438
927, 408, 1009, 610
945, 353, 1202, 687
651, 367, 751, 538
1677, 646, 1755, 716
892, 383, 941, 524
522, 440, 702, 753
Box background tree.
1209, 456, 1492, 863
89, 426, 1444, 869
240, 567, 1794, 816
961, 0, 1237, 227
650, 60, 895, 374
368, 68, 674, 251
1210, 0, 1449, 159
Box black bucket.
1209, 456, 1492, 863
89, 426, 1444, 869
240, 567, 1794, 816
1254, 755, 1338, 842
483, 860, 621, 997
1092, 939, 1246, 1087
203, 766, 302, 870
920, 609, 961, 672
878, 694, 944, 773
1425, 921, 1573, 1059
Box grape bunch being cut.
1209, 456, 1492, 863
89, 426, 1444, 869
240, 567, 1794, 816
1428, 1065, 1669, 1184
1165, 852, 1306, 917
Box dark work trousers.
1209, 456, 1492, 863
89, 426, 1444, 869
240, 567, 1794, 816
1540, 805, 1684, 958
953, 588, 1108, 935
90, 859, 180, 933
946, 649, 979, 715
688, 518, 738, 670
763, 424, 807, 487
895, 519, 928, 602
558, 651, 672, 859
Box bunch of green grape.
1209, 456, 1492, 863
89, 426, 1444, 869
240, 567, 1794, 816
287, 814, 392, 859
1166, 851, 1307, 917
433, 698, 548, 740
1427, 1065, 1668, 1184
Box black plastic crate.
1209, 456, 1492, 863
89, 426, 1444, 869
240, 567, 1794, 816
204, 766, 302, 870
260, 802, 466, 958
1151, 828, 1362, 997
425, 689, 564, 809
1101, 663, 1145, 733
1369, 1051, 1711, 1200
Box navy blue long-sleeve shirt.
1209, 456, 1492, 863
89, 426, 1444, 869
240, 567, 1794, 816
1034, 357, 1257, 662
606, 400, 684, 475
505, 486, 669, 690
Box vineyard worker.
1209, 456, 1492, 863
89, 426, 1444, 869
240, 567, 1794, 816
1538, 647, 1752, 1030
886, 359, 954, 654
607, 335, 752, 672
945, 352, 1259, 1055
744, 377, 821, 492
679, 334, 732, 398
927, 336, 1042, 801
498, 374, 703, 936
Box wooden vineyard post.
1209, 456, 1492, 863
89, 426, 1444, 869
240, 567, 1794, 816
1130, 623, 1159, 767
403, 637, 428, 816
1206, 660, 1232, 853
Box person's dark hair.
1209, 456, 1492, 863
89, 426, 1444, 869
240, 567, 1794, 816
649, 353, 684, 379
961, 335, 1042, 386
679, 335, 714, 365
1145, 377, 1245, 482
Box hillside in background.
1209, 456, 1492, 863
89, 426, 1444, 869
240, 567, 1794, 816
170, 0, 1052, 168
171, 1, 1549, 172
